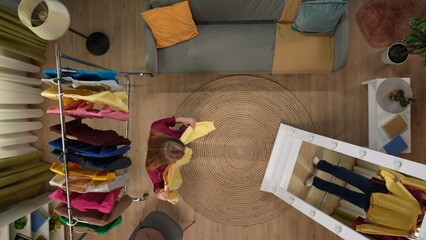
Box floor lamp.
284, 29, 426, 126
18, 0, 110, 56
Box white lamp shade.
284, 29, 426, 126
18, 0, 70, 41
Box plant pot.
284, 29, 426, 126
381, 43, 408, 65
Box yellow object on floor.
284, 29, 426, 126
41, 87, 128, 112
50, 162, 116, 181
272, 0, 333, 74
164, 122, 215, 204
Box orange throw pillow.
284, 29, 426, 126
141, 1, 199, 48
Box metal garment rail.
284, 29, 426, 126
54, 44, 150, 240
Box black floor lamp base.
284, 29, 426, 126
86, 32, 110, 56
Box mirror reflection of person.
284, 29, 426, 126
306, 157, 425, 239
145, 116, 196, 201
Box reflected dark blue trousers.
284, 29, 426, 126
312, 160, 388, 210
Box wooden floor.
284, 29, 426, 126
33, 0, 426, 239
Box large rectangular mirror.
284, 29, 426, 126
262, 124, 426, 240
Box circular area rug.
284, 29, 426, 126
357, 0, 426, 48
176, 76, 315, 225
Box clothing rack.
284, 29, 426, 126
53, 44, 149, 240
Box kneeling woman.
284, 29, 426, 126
145, 116, 196, 201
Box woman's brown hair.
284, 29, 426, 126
145, 132, 185, 169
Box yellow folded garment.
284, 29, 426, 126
272, 24, 333, 74
50, 162, 116, 181
41, 87, 128, 112
164, 121, 215, 204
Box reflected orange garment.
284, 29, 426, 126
356, 168, 423, 237
41, 87, 128, 112
50, 162, 116, 181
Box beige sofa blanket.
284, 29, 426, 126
272, 0, 334, 74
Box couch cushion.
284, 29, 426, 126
157, 23, 276, 74
141, 1, 199, 48
150, 0, 286, 22
332, 9, 348, 71
291, 0, 348, 33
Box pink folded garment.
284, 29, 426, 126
47, 100, 128, 121
54, 194, 133, 226
49, 187, 123, 213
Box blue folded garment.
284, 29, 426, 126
383, 135, 408, 156
43, 67, 118, 82
48, 138, 130, 158
51, 150, 132, 171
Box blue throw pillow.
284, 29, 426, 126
292, 0, 348, 34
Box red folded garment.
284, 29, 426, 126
50, 119, 131, 147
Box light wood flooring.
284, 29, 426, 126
32, 0, 426, 239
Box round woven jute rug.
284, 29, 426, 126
176, 76, 315, 225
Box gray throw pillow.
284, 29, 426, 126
292, 0, 348, 34
150, 0, 183, 8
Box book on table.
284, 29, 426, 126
383, 135, 408, 156
381, 114, 408, 139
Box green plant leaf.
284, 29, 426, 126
403, 17, 426, 66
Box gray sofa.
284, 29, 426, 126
144, 0, 348, 75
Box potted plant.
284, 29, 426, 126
403, 18, 426, 66
387, 89, 414, 107
381, 18, 426, 65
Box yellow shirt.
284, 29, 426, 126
50, 162, 116, 181
41, 87, 128, 112
356, 168, 423, 237
164, 122, 215, 204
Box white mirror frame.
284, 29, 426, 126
261, 123, 426, 240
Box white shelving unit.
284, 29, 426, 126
0, 192, 65, 240
9, 213, 31, 239
361, 77, 411, 153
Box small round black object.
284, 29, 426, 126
86, 32, 110, 56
